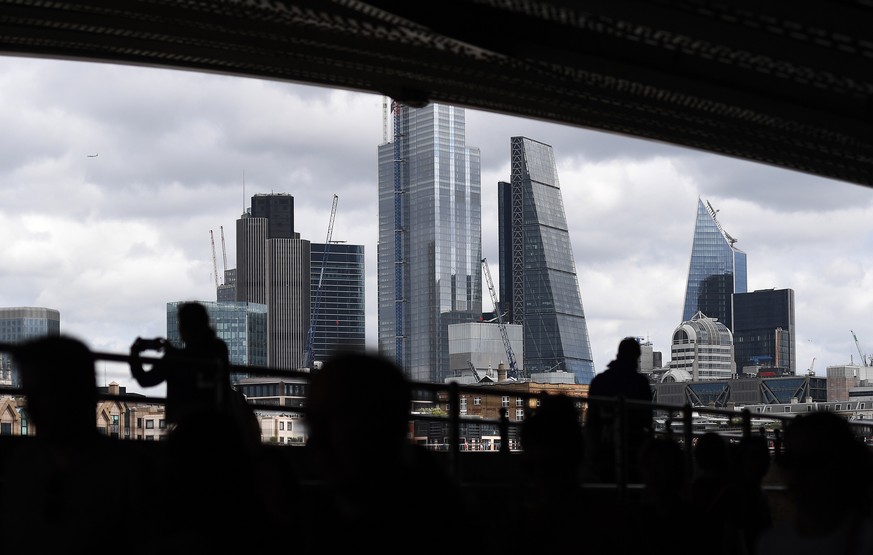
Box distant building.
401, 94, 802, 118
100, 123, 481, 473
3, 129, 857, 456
446, 321, 523, 384
497, 136, 595, 384
682, 198, 747, 331
733, 288, 796, 375
0, 307, 60, 387
166, 300, 267, 384
670, 311, 736, 381
377, 103, 482, 383
308, 242, 366, 365
236, 193, 310, 369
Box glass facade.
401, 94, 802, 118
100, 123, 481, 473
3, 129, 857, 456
377, 103, 482, 383
682, 198, 747, 330
0, 307, 61, 387
733, 288, 796, 375
497, 137, 595, 384
309, 242, 366, 364
166, 300, 267, 383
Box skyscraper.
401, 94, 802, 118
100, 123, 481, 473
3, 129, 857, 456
166, 300, 267, 384
308, 242, 366, 364
377, 102, 482, 383
0, 307, 60, 387
497, 136, 595, 384
733, 288, 796, 375
236, 193, 310, 369
682, 198, 747, 330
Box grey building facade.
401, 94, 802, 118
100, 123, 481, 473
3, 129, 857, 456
235, 193, 310, 369
377, 102, 482, 383
497, 137, 595, 384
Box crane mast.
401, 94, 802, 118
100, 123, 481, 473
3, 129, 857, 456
305, 194, 339, 368
220, 225, 228, 276
209, 230, 219, 291
482, 258, 519, 379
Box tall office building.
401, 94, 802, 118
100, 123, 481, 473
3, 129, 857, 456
0, 307, 60, 387
308, 242, 366, 364
377, 102, 482, 383
236, 193, 310, 369
682, 198, 747, 330
733, 288, 796, 375
166, 300, 267, 384
497, 137, 595, 384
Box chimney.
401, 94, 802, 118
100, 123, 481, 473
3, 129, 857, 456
498, 362, 507, 381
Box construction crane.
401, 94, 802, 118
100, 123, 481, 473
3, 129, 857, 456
807, 357, 816, 376
219, 225, 228, 277
304, 194, 339, 368
852, 330, 870, 366
209, 230, 220, 291
482, 257, 519, 379
467, 360, 481, 383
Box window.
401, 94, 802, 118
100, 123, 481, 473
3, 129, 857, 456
0, 422, 10, 436
516, 409, 524, 420
516, 397, 523, 407
501, 396, 509, 408
159, 419, 167, 429
137, 417, 143, 428
783, 406, 791, 413
473, 397, 481, 406
279, 421, 285, 431
146, 419, 155, 429
460, 398, 467, 415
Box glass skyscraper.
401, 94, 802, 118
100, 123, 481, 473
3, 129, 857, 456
733, 288, 796, 375
166, 300, 267, 384
682, 198, 747, 330
308, 242, 366, 364
377, 102, 482, 383
497, 137, 595, 385
0, 307, 60, 387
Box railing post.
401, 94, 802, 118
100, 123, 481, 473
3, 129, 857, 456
499, 408, 510, 455
449, 382, 460, 477
682, 403, 694, 477
741, 408, 751, 441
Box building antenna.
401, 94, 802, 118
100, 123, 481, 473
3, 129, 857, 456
242, 170, 246, 213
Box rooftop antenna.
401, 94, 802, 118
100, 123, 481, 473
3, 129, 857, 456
242, 170, 246, 214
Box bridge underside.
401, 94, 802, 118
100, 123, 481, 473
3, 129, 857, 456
2, 1, 872, 188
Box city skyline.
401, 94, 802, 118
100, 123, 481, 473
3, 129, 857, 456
4, 56, 873, 395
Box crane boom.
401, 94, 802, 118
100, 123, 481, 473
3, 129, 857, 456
482, 258, 519, 379
852, 330, 869, 366
209, 230, 219, 291
220, 225, 228, 274
305, 194, 339, 368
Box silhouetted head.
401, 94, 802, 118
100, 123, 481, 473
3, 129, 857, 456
14, 334, 97, 441
521, 394, 585, 478
694, 432, 729, 473
306, 350, 411, 478
617, 337, 641, 362
177, 302, 214, 343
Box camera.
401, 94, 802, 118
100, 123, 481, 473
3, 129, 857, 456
137, 337, 165, 351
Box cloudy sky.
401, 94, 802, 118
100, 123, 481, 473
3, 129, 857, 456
3, 54, 873, 395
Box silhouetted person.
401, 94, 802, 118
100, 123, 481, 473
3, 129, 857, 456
129, 301, 230, 428
756, 412, 873, 555
627, 436, 707, 555
585, 337, 654, 483
0, 335, 149, 551
303, 350, 464, 552
691, 432, 745, 555
732, 434, 774, 555
519, 394, 609, 553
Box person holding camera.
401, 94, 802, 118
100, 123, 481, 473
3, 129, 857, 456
129, 301, 231, 428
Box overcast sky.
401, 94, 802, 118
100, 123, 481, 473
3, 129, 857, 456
3, 55, 873, 395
